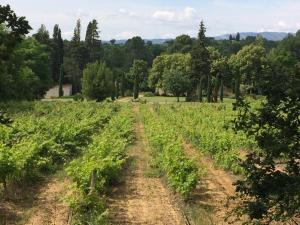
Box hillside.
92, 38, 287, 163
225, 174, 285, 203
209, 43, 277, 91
214, 32, 292, 41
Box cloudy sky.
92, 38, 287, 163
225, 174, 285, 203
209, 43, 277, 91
2, 0, 300, 40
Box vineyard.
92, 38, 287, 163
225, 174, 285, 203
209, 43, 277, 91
1, 98, 298, 225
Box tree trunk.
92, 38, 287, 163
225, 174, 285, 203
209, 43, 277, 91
235, 75, 241, 100
220, 78, 224, 102
111, 75, 116, 101
197, 79, 203, 102
207, 74, 212, 102
116, 81, 120, 99
121, 74, 125, 97
213, 75, 221, 103
177, 96, 180, 102
133, 77, 139, 99
58, 66, 64, 97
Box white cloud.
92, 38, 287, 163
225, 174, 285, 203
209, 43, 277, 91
182, 7, 196, 20
153, 10, 176, 21
117, 8, 138, 18
152, 6, 197, 23
277, 20, 287, 28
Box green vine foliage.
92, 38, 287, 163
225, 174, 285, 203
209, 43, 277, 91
141, 105, 199, 197
66, 105, 134, 225
0, 102, 117, 190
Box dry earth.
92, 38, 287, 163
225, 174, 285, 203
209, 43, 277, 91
108, 105, 185, 225
0, 172, 70, 225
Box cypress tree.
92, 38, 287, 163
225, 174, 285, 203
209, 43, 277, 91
69, 19, 83, 94
220, 78, 224, 102
190, 21, 210, 102
58, 66, 64, 97
236, 32, 241, 41
33, 24, 50, 44
51, 25, 64, 83
85, 19, 100, 62
72, 19, 81, 44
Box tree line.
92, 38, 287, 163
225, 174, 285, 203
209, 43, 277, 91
0, 4, 288, 102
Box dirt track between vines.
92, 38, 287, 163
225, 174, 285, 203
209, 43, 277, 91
182, 142, 237, 225
108, 105, 185, 225
0, 172, 70, 225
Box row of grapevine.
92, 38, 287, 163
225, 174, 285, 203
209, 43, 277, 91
0, 102, 118, 190
140, 105, 199, 197
66, 105, 134, 224
151, 103, 257, 173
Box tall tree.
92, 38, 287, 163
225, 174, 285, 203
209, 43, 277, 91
72, 19, 81, 44
33, 24, 50, 45
65, 19, 88, 94
163, 69, 191, 102
85, 19, 100, 62
51, 25, 64, 83
229, 40, 267, 100
125, 36, 149, 66
190, 21, 210, 102
128, 60, 148, 99
167, 34, 194, 54
208, 47, 228, 102
149, 53, 191, 93
236, 32, 241, 41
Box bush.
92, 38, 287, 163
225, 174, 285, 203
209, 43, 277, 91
73, 93, 84, 101
144, 92, 155, 97
82, 62, 113, 101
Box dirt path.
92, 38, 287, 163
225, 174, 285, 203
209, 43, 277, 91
0, 171, 70, 225
24, 174, 70, 225
108, 105, 185, 225
182, 142, 237, 225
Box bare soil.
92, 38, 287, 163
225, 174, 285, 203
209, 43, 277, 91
108, 105, 185, 225
0, 171, 70, 225
182, 142, 238, 225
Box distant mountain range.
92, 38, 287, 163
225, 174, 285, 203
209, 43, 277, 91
213, 32, 292, 41
103, 32, 292, 45
103, 39, 172, 45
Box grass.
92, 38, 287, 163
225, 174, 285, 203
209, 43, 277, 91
142, 96, 236, 104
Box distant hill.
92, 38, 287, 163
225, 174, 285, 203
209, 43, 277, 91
214, 32, 291, 41
102, 32, 292, 45
103, 39, 171, 45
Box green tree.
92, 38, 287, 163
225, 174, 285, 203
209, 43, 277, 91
51, 25, 64, 83
33, 24, 50, 45
236, 32, 241, 41
167, 34, 194, 54
82, 61, 113, 101
85, 19, 100, 62
64, 19, 89, 94
229, 40, 267, 100
72, 19, 81, 44
190, 21, 210, 102
58, 67, 64, 97
125, 36, 149, 67
163, 69, 191, 102
128, 60, 148, 99
232, 57, 300, 225
208, 47, 228, 102
149, 53, 191, 93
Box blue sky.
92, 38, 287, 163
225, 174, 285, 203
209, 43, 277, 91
2, 0, 300, 40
